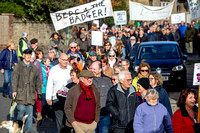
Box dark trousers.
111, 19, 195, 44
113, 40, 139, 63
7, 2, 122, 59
180, 38, 186, 54
111, 128, 126, 133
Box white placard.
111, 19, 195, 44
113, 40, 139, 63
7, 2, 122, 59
93, 20, 99, 28
129, 0, 174, 21
114, 11, 127, 25
187, 0, 200, 20
92, 31, 103, 46
171, 13, 185, 24
50, 0, 113, 31
100, 23, 108, 32
193, 63, 200, 85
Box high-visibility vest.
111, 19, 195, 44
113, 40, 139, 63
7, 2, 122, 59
18, 39, 28, 57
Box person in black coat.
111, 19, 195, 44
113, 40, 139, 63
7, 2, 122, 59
156, 27, 163, 41
136, 30, 148, 44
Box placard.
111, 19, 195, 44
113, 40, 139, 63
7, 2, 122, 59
193, 63, 200, 85
187, 0, 200, 20
114, 11, 127, 25
100, 23, 108, 32
92, 31, 103, 46
171, 13, 185, 24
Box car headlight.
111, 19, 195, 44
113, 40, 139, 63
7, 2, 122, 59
134, 66, 139, 72
172, 65, 184, 71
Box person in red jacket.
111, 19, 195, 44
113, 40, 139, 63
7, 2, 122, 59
172, 88, 200, 133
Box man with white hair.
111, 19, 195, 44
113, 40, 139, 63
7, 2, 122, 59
66, 42, 83, 60
106, 71, 140, 133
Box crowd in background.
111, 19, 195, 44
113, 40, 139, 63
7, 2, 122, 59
0, 19, 200, 133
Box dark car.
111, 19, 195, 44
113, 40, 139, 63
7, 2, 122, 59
134, 41, 187, 88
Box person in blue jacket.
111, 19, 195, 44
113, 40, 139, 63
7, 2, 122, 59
133, 89, 173, 133
149, 72, 173, 117
178, 21, 187, 54
0, 41, 18, 98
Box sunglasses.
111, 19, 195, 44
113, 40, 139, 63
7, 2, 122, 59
109, 55, 115, 57
141, 70, 149, 72
71, 47, 77, 49
112, 78, 117, 81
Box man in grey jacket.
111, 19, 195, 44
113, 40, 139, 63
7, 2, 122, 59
90, 61, 113, 133
12, 49, 42, 133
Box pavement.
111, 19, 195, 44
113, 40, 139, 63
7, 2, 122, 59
0, 53, 199, 133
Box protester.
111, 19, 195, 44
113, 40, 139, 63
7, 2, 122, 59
156, 27, 163, 41
179, 21, 187, 54
137, 29, 148, 44
100, 55, 113, 78
104, 41, 112, 57
90, 61, 113, 133
113, 64, 125, 74
137, 78, 149, 103
0, 41, 18, 98
30, 38, 40, 52
185, 23, 195, 54
107, 71, 140, 133
64, 70, 100, 133
68, 31, 78, 46
18, 32, 30, 61
48, 47, 59, 66
88, 51, 97, 62
132, 61, 151, 91
108, 50, 117, 69
66, 42, 83, 60
149, 72, 173, 117
113, 39, 126, 59
147, 26, 158, 41
46, 53, 72, 133
111, 74, 119, 86
134, 89, 173, 133
50, 32, 65, 55
12, 49, 42, 133
126, 36, 139, 60
77, 33, 90, 51
172, 88, 200, 133
35, 49, 44, 62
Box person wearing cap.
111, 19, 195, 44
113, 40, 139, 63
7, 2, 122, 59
126, 36, 139, 60
30, 38, 40, 52
12, 49, 42, 133
106, 71, 140, 133
77, 33, 91, 52
18, 32, 30, 61
64, 70, 100, 133
90, 61, 113, 133
89, 51, 97, 62
133, 89, 173, 133
137, 78, 149, 103
46, 53, 72, 133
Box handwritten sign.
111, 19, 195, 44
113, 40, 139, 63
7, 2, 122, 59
114, 11, 127, 25
100, 23, 108, 32
129, 1, 174, 21
193, 63, 200, 85
50, 0, 113, 31
187, 0, 200, 20
171, 13, 185, 24
92, 31, 103, 46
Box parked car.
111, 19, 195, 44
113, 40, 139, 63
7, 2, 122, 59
134, 41, 187, 88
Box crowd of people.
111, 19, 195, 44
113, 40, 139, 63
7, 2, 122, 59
0, 19, 200, 133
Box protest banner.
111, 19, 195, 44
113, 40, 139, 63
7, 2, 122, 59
171, 13, 185, 24
114, 11, 127, 25
193, 63, 200, 122
50, 0, 113, 31
187, 0, 200, 20
129, 0, 174, 21
100, 23, 108, 32
92, 31, 103, 46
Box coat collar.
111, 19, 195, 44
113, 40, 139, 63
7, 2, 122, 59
180, 105, 198, 117
116, 83, 136, 96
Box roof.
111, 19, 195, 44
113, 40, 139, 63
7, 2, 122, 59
140, 41, 178, 46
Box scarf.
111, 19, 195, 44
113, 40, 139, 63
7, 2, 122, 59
79, 81, 92, 100
45, 65, 51, 80
108, 58, 116, 68
138, 73, 149, 79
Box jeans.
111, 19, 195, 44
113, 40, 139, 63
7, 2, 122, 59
2, 69, 13, 96
17, 104, 33, 132
95, 115, 110, 133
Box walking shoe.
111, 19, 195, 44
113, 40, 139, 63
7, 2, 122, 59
2, 93, 7, 98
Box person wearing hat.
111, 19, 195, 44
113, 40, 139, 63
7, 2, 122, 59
137, 77, 150, 103
64, 70, 100, 133
126, 36, 139, 60
18, 32, 30, 61
77, 33, 91, 52
12, 49, 42, 133
89, 51, 97, 62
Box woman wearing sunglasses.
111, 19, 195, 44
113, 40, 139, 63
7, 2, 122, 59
132, 61, 151, 91
108, 50, 117, 69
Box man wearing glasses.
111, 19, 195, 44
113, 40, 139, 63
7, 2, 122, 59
64, 70, 100, 133
66, 42, 83, 60
46, 53, 72, 133
106, 71, 140, 133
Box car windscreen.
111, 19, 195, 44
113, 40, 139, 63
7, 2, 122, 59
137, 44, 181, 60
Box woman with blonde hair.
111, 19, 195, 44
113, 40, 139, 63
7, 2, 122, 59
113, 39, 126, 59
0, 41, 18, 98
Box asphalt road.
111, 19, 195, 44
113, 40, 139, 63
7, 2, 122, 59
0, 54, 199, 133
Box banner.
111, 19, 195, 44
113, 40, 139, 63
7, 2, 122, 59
171, 13, 185, 24
114, 11, 127, 25
50, 0, 113, 31
129, 0, 174, 21
187, 0, 200, 20
92, 31, 103, 46
193, 63, 200, 85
